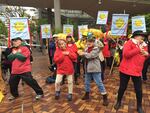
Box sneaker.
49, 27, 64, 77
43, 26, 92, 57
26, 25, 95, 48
8, 95, 16, 101
35, 94, 43, 100
67, 94, 72, 101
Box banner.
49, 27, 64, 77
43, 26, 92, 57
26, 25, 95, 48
96, 11, 108, 25
78, 25, 88, 39
41, 24, 52, 39
132, 16, 146, 33
9, 17, 30, 40
63, 24, 74, 36
111, 14, 129, 36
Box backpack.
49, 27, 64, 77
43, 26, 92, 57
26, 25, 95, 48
45, 76, 56, 84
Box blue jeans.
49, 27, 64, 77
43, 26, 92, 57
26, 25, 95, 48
85, 72, 106, 94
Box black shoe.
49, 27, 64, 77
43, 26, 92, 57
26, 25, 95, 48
102, 94, 109, 106
114, 101, 121, 110
82, 92, 89, 100
67, 94, 72, 101
55, 91, 60, 100
137, 106, 144, 113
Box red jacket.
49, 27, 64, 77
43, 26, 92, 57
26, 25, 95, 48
11, 46, 31, 74
54, 47, 77, 75
119, 40, 147, 77
67, 43, 78, 62
102, 43, 111, 58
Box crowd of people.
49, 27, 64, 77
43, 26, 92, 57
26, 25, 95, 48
1, 30, 150, 113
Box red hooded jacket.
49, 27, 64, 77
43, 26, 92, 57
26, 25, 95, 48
119, 39, 148, 77
54, 47, 77, 75
11, 46, 31, 74
67, 43, 78, 62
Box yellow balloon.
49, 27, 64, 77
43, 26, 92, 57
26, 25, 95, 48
88, 29, 104, 38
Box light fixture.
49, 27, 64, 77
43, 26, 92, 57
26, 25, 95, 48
98, 0, 102, 4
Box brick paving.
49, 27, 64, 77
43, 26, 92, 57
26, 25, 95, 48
0, 50, 150, 113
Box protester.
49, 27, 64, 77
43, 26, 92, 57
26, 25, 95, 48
117, 40, 124, 62
66, 35, 78, 85
114, 31, 148, 113
8, 37, 43, 100
54, 38, 77, 101
76, 32, 87, 75
142, 33, 150, 82
78, 34, 108, 106
95, 39, 105, 81
48, 38, 56, 65
102, 39, 111, 68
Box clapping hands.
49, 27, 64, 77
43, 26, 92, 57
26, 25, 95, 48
140, 48, 149, 56
77, 50, 85, 56
12, 49, 21, 54
62, 51, 69, 55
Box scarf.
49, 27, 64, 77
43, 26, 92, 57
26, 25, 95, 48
87, 46, 94, 53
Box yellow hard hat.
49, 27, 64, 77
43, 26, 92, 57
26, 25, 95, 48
82, 31, 88, 37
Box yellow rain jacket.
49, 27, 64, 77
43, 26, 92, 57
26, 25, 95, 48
75, 40, 86, 51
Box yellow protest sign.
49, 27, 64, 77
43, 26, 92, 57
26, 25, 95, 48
14, 22, 26, 32
115, 18, 125, 29
99, 14, 106, 20
134, 20, 143, 27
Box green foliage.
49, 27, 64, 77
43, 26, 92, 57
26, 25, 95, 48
52, 28, 62, 34
36, 18, 48, 35
0, 6, 30, 18
30, 22, 37, 35
145, 14, 150, 33
0, 20, 8, 36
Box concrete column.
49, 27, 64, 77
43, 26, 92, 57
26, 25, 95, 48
54, 0, 61, 30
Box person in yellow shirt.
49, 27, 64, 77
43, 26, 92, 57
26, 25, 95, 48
76, 32, 87, 51
75, 32, 88, 76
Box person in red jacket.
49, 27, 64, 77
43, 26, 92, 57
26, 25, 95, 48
114, 31, 148, 113
54, 39, 77, 101
66, 35, 78, 85
7, 37, 43, 100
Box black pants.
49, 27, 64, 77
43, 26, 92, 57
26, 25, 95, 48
49, 56, 53, 65
106, 56, 113, 68
142, 57, 150, 81
9, 72, 43, 97
73, 62, 79, 82
117, 72, 142, 107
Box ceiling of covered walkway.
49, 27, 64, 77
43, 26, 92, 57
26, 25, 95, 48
0, 0, 150, 18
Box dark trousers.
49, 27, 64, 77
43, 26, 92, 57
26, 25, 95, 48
117, 72, 142, 107
9, 72, 43, 97
106, 56, 113, 68
49, 56, 53, 65
100, 61, 105, 81
142, 57, 150, 81
73, 62, 79, 82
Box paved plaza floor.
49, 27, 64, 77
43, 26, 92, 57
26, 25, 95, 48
0, 50, 150, 113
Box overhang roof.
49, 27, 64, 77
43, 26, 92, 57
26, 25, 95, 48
0, 0, 150, 18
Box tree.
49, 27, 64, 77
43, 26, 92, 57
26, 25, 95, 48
145, 14, 150, 33
0, 6, 30, 18
0, 20, 8, 36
